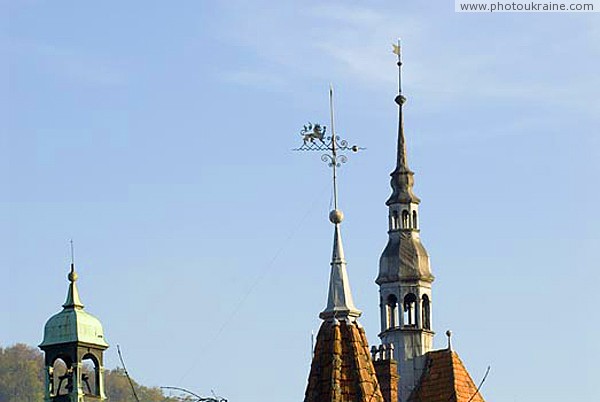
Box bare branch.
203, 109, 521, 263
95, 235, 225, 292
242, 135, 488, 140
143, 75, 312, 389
116, 345, 140, 402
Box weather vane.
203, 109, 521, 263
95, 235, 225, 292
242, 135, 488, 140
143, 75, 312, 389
293, 86, 364, 210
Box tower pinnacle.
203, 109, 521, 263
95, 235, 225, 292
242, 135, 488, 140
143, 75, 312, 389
377, 43, 434, 401
301, 89, 383, 402
388, 39, 420, 206
63, 241, 84, 309
320, 208, 361, 320
294, 87, 363, 322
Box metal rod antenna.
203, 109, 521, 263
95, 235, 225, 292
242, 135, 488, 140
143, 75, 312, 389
329, 85, 339, 210
69, 239, 75, 266
396, 38, 402, 94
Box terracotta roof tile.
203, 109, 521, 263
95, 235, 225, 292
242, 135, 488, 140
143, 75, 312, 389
304, 319, 384, 402
408, 349, 485, 402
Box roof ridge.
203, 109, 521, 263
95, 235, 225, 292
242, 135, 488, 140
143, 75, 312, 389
348, 322, 383, 401
449, 350, 458, 402
407, 348, 485, 402
451, 352, 485, 402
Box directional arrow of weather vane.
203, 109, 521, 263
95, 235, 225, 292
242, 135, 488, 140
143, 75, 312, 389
293, 86, 365, 210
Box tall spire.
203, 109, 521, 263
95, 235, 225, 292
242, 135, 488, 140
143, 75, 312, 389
388, 39, 420, 206
320, 87, 361, 321
378, 42, 435, 402
319, 209, 361, 320
393, 39, 409, 172
301, 88, 383, 402
293, 87, 363, 322
63, 240, 84, 309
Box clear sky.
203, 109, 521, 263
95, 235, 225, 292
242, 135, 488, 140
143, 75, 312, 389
2, 1, 599, 401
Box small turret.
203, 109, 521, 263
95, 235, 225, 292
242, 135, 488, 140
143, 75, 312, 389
39, 252, 108, 402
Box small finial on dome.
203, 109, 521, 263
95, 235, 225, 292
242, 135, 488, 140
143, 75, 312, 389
63, 240, 84, 309
329, 209, 344, 224
446, 329, 453, 351
68, 240, 78, 283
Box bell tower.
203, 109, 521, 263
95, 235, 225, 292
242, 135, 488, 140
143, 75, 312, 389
39, 256, 109, 402
376, 41, 435, 402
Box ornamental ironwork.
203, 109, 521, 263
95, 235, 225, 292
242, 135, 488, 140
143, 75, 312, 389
294, 122, 362, 167
293, 87, 364, 210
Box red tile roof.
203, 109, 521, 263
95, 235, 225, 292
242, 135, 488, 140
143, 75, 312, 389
304, 319, 384, 402
408, 349, 485, 402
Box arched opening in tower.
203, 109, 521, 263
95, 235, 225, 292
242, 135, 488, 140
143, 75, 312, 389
391, 210, 399, 230
422, 294, 431, 330
82, 354, 99, 396
403, 293, 417, 327
51, 357, 72, 396
401, 210, 410, 229
386, 294, 399, 329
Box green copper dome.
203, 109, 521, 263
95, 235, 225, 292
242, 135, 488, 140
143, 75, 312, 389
39, 264, 108, 349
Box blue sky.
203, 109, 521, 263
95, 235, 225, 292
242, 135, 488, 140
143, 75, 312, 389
2, 1, 599, 401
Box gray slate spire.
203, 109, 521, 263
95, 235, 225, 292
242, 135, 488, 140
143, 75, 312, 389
387, 43, 420, 206
320, 209, 361, 321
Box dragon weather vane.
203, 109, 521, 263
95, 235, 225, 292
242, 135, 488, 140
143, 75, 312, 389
293, 86, 364, 209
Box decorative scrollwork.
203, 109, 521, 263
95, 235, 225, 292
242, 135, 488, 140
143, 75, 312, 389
321, 154, 347, 168
333, 136, 349, 150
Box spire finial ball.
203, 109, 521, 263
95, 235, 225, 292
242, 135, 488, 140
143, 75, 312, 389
68, 263, 78, 282
329, 209, 344, 224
